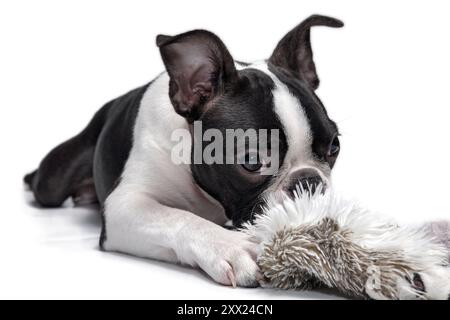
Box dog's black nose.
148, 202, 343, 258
284, 168, 324, 198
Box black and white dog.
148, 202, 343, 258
26, 15, 373, 287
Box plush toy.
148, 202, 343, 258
243, 186, 450, 299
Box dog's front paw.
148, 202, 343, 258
185, 228, 261, 287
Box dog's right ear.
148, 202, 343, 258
157, 30, 238, 122
269, 15, 343, 91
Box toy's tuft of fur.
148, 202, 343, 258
243, 186, 450, 300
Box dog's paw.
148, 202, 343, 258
184, 228, 261, 287
397, 266, 450, 300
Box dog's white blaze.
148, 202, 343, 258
271, 79, 313, 169
248, 62, 321, 187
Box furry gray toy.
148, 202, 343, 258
243, 187, 450, 299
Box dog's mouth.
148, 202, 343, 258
281, 167, 330, 200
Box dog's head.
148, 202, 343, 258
158, 15, 343, 226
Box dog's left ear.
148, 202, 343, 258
157, 30, 238, 122
269, 15, 343, 91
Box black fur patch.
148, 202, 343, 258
191, 68, 288, 226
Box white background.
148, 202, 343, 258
1, 0, 450, 299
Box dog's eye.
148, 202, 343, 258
241, 153, 263, 172
328, 136, 340, 157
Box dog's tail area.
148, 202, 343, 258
23, 170, 37, 188
24, 102, 112, 207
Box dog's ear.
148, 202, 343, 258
157, 30, 238, 122
269, 15, 343, 91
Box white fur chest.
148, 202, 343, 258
120, 73, 227, 224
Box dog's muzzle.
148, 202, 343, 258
284, 168, 325, 198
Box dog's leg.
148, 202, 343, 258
101, 184, 260, 287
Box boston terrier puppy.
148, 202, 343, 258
25, 15, 345, 287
